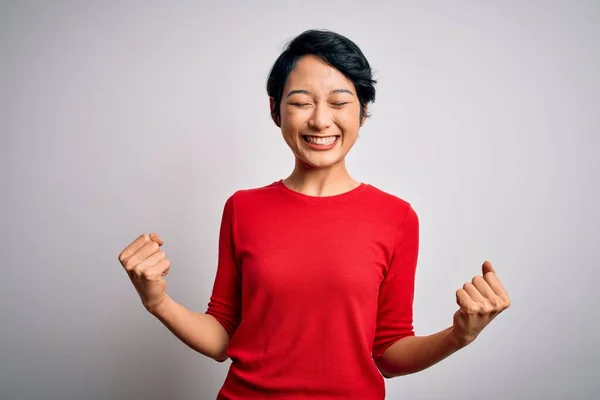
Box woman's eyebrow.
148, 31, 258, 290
330, 89, 354, 96
285, 88, 355, 97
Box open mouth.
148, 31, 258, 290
301, 135, 340, 146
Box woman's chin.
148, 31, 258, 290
297, 152, 345, 169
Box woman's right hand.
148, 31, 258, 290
118, 233, 171, 313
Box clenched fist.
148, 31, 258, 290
118, 233, 171, 312
451, 260, 511, 346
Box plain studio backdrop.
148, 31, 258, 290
1, 1, 598, 399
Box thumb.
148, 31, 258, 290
482, 260, 495, 275
149, 232, 164, 246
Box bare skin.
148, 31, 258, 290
375, 261, 511, 378
118, 232, 169, 312
118, 233, 229, 361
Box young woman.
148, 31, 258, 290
118, 29, 511, 400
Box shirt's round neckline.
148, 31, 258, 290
274, 179, 369, 204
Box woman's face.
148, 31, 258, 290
271, 55, 366, 169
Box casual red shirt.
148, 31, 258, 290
206, 179, 419, 399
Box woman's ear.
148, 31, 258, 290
269, 97, 281, 127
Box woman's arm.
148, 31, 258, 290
376, 261, 510, 378
374, 326, 465, 378
151, 295, 231, 362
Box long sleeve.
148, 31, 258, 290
205, 194, 242, 338
372, 205, 420, 359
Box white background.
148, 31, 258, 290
2, 1, 598, 399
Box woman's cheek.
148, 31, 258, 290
335, 113, 359, 132
284, 113, 307, 131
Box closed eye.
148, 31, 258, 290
290, 102, 349, 108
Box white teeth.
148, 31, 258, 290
306, 136, 337, 145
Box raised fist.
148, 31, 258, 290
118, 233, 171, 312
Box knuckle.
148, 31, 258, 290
489, 296, 500, 307
123, 259, 135, 270
132, 265, 144, 276
464, 306, 476, 315
140, 233, 151, 242
480, 304, 493, 314
472, 275, 483, 285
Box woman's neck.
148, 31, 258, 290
283, 160, 360, 197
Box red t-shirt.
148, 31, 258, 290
206, 180, 419, 399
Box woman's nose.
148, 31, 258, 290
308, 103, 332, 131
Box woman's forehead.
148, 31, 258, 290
284, 56, 355, 94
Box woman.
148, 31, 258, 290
118, 29, 511, 399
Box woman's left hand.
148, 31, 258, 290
451, 261, 511, 346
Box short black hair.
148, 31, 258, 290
267, 29, 377, 122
